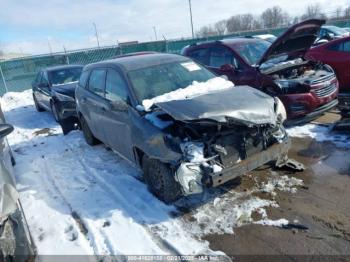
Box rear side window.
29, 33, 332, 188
343, 41, 350, 52
79, 70, 90, 88
187, 48, 209, 65
209, 47, 233, 68
88, 69, 106, 97
327, 42, 343, 52
105, 69, 128, 102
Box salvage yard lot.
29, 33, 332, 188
2, 90, 350, 257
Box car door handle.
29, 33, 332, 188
81, 98, 87, 103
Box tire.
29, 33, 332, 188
33, 94, 44, 112
142, 155, 182, 204
50, 101, 60, 122
80, 115, 99, 146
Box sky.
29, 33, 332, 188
0, 0, 349, 55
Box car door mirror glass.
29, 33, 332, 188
0, 124, 14, 139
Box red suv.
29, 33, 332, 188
306, 36, 350, 116
182, 19, 339, 125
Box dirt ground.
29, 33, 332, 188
204, 112, 350, 259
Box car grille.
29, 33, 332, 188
311, 74, 334, 85
313, 83, 337, 98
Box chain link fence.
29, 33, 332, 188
1, 19, 349, 95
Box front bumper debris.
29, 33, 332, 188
176, 138, 293, 195
210, 138, 291, 187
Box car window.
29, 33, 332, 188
128, 60, 215, 102
209, 47, 233, 68
327, 42, 343, 51
41, 72, 49, 86
105, 69, 128, 102
187, 48, 209, 65
79, 70, 90, 88
343, 41, 350, 52
35, 72, 42, 84
49, 67, 82, 86
88, 69, 106, 97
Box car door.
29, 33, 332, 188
99, 68, 134, 161
326, 41, 350, 90
83, 68, 108, 141
40, 71, 52, 109
32, 71, 43, 103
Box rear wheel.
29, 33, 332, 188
80, 115, 99, 146
33, 93, 44, 112
142, 155, 182, 204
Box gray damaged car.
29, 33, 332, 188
76, 53, 303, 203
0, 105, 36, 260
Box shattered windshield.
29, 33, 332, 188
49, 67, 83, 86
128, 61, 216, 101
232, 40, 271, 65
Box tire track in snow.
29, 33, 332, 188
40, 156, 107, 257
62, 141, 185, 256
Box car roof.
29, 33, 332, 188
86, 53, 189, 71
45, 64, 83, 72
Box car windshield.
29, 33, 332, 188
128, 60, 216, 101
231, 40, 271, 65
49, 67, 83, 86
326, 26, 348, 35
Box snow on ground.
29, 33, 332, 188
1, 89, 309, 255
287, 124, 350, 148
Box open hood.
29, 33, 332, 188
258, 19, 325, 66
154, 86, 277, 126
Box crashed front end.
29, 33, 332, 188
174, 121, 290, 195
144, 86, 298, 196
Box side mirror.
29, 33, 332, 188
0, 124, 14, 139
220, 64, 237, 72
110, 99, 128, 112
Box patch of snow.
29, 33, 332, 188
287, 124, 350, 148
142, 77, 234, 111
259, 172, 304, 195
255, 218, 289, 228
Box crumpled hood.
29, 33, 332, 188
51, 82, 77, 98
154, 86, 278, 126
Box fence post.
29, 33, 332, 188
0, 64, 8, 93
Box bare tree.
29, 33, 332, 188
214, 20, 227, 35
226, 14, 258, 33
196, 25, 217, 38
261, 6, 289, 28
345, 7, 350, 19
301, 4, 327, 20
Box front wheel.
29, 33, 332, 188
80, 115, 99, 146
142, 155, 182, 204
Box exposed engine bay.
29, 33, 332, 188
261, 58, 336, 95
